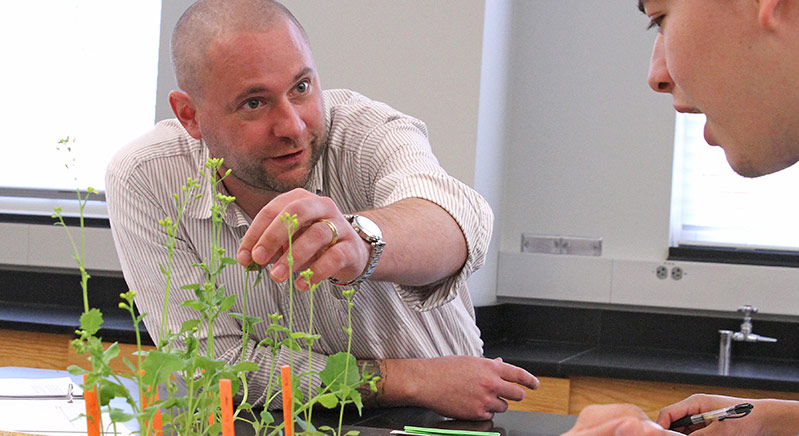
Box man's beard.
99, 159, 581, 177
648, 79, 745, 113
213, 134, 326, 194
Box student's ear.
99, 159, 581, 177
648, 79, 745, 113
169, 90, 203, 139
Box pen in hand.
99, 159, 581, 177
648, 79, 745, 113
669, 402, 753, 430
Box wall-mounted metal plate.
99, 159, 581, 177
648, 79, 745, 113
521, 234, 602, 256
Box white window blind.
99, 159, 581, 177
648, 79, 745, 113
670, 113, 799, 252
0, 1, 162, 218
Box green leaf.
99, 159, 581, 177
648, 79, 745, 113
180, 319, 201, 333
208, 422, 222, 436
141, 350, 185, 385
218, 294, 237, 312
108, 407, 135, 423
350, 390, 363, 413
182, 300, 206, 312
180, 283, 201, 290
257, 338, 275, 348
296, 417, 317, 432
80, 308, 104, 336
319, 352, 359, 389
98, 382, 129, 407
317, 393, 339, 409
66, 365, 88, 376
259, 409, 275, 425
121, 356, 137, 375
102, 342, 121, 364
284, 338, 302, 351
232, 361, 259, 373
220, 257, 238, 265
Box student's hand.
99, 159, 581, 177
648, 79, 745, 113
657, 394, 799, 436
381, 356, 539, 421
563, 404, 678, 436
236, 188, 370, 290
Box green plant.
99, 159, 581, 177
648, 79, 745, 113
56, 147, 378, 436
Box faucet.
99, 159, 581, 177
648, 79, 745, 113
719, 305, 777, 375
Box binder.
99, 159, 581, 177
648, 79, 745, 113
0, 376, 132, 436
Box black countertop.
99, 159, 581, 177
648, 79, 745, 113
478, 304, 799, 393
234, 407, 578, 436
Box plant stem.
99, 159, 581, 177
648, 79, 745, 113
338, 290, 355, 436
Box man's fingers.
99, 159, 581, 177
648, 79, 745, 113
495, 380, 526, 402
497, 362, 539, 390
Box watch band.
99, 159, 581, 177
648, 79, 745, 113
330, 214, 386, 287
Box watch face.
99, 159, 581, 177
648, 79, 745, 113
353, 215, 382, 240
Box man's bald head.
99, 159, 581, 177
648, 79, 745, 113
171, 0, 308, 97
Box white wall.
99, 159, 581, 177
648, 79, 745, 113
499, 1, 675, 260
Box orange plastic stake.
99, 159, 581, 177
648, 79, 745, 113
220, 379, 235, 436
281, 365, 293, 436
83, 374, 101, 436
139, 369, 163, 436
203, 369, 215, 427
140, 387, 163, 436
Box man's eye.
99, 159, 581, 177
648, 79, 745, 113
246, 99, 261, 109
296, 81, 309, 94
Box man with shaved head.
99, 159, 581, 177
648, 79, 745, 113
106, 0, 539, 420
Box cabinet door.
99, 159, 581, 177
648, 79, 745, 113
508, 376, 571, 414
569, 376, 799, 420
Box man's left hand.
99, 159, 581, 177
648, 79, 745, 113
382, 356, 540, 421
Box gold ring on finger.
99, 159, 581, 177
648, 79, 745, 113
320, 219, 338, 249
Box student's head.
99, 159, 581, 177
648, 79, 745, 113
639, 0, 799, 178
168, 0, 326, 194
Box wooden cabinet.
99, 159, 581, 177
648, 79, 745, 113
510, 375, 799, 419
6, 327, 799, 420
508, 376, 572, 414
0, 329, 154, 374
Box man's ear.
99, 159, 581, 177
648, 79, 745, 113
757, 0, 787, 30
169, 90, 203, 139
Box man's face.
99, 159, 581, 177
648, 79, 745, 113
192, 18, 326, 193
641, 0, 799, 177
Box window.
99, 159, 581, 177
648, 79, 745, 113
0, 0, 162, 218
670, 113, 799, 253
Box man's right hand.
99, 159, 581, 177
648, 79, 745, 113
380, 355, 540, 421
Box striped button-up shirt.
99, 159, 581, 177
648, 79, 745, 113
105, 89, 492, 407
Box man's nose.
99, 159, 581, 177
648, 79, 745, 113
647, 34, 673, 94
272, 99, 306, 139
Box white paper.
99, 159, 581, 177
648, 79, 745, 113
0, 398, 133, 436
0, 377, 83, 398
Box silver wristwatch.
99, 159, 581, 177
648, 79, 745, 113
330, 214, 386, 286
